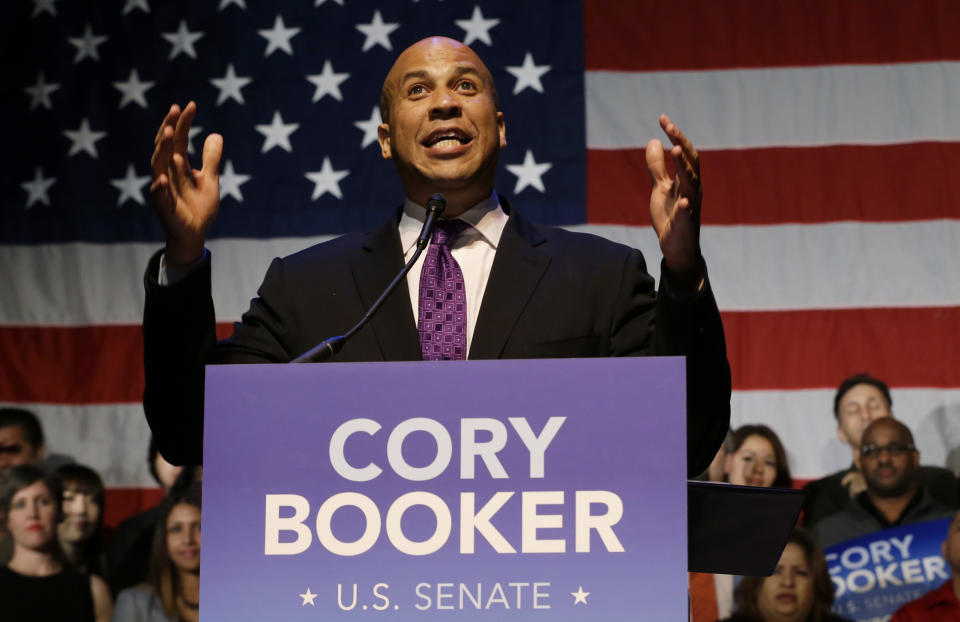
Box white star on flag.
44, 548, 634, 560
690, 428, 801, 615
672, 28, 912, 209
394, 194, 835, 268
25, 73, 60, 110
31, 0, 56, 18
505, 52, 551, 94
315, 0, 344, 6
110, 164, 151, 206
354, 106, 381, 149
21, 168, 56, 208
64, 118, 107, 158
219, 161, 251, 202
455, 5, 500, 47
219, 0, 246, 9
571, 586, 590, 605
299, 587, 318, 606
255, 111, 299, 153
259, 15, 300, 57
305, 157, 349, 199
210, 64, 252, 105
356, 10, 399, 52
187, 126, 203, 154
162, 19, 204, 59
506, 149, 552, 193
122, 0, 150, 15
113, 68, 155, 108
68, 24, 108, 63
307, 60, 350, 102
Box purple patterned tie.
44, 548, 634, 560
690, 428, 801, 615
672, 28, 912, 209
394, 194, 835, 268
418, 219, 470, 360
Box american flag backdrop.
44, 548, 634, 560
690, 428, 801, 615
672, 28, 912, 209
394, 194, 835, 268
2, 0, 959, 527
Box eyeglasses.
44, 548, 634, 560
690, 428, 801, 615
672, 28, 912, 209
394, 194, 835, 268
859, 442, 916, 459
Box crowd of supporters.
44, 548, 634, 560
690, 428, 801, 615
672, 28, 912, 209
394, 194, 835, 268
2, 371, 959, 622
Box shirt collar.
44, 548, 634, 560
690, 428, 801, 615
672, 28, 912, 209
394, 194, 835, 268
398, 190, 508, 255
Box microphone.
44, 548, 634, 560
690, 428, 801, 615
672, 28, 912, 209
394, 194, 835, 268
291, 194, 446, 363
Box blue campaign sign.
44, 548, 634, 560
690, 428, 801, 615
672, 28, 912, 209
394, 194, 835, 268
826, 517, 953, 621
199, 358, 686, 620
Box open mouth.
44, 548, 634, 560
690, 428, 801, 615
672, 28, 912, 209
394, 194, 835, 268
422, 128, 472, 149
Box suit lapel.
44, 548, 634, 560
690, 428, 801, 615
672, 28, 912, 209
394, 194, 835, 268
350, 213, 421, 361
469, 207, 550, 359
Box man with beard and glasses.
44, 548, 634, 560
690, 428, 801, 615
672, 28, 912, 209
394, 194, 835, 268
814, 418, 954, 549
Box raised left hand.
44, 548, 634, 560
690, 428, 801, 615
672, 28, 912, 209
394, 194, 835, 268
645, 114, 702, 276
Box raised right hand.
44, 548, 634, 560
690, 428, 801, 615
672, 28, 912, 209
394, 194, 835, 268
150, 101, 223, 266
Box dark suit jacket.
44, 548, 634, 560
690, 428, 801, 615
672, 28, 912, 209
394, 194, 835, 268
143, 203, 731, 473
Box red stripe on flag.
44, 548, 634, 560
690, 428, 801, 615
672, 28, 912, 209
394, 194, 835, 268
588, 143, 960, 225
0, 323, 235, 403
585, 0, 960, 71
104, 487, 165, 530
724, 307, 960, 390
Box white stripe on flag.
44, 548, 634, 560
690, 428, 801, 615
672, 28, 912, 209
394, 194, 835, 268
586, 62, 960, 149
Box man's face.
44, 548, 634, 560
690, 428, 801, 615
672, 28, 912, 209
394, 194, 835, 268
378, 37, 506, 206
0, 426, 43, 475
860, 420, 918, 498
942, 511, 960, 575
836, 383, 892, 450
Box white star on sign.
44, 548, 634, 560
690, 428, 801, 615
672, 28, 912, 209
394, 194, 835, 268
21, 168, 56, 208
219, 160, 251, 202
505, 51, 551, 94
255, 111, 299, 153
31, 0, 56, 18
162, 19, 204, 59
571, 586, 590, 605
455, 5, 499, 47
68, 24, 108, 63
210, 64, 252, 105
355, 10, 399, 52
113, 68, 154, 108
305, 157, 349, 200
122, 0, 149, 14
307, 60, 350, 102
219, 0, 246, 9
110, 164, 151, 206
64, 118, 107, 158
506, 149, 552, 194
299, 587, 318, 606
259, 15, 300, 57
25, 73, 60, 110
353, 106, 381, 149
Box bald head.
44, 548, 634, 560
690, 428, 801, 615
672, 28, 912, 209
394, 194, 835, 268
861, 417, 914, 448
380, 37, 500, 124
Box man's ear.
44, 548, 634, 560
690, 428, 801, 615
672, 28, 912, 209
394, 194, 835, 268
378, 123, 392, 160
497, 111, 506, 148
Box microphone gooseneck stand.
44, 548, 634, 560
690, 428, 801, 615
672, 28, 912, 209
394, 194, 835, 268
290, 193, 446, 363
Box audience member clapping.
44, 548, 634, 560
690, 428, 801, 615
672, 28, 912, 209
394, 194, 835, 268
720, 529, 851, 622
57, 463, 108, 579
726, 424, 793, 489
0, 465, 112, 622
112, 483, 201, 622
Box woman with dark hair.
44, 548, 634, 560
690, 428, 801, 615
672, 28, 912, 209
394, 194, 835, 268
721, 529, 851, 622
0, 464, 112, 621
57, 463, 108, 578
112, 483, 201, 622
726, 424, 793, 489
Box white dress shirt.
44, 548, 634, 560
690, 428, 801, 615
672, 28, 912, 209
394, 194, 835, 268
398, 191, 508, 357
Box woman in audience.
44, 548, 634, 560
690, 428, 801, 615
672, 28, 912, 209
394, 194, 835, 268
726, 424, 793, 488
0, 464, 112, 621
113, 483, 201, 622
720, 529, 850, 622
57, 463, 108, 578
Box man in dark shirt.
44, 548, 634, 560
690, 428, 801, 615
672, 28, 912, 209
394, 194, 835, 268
891, 509, 960, 621
814, 418, 954, 549
802, 374, 958, 528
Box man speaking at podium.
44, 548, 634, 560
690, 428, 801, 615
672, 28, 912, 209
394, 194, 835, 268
143, 36, 731, 473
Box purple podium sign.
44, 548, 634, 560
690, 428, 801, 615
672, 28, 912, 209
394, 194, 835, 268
200, 358, 686, 620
